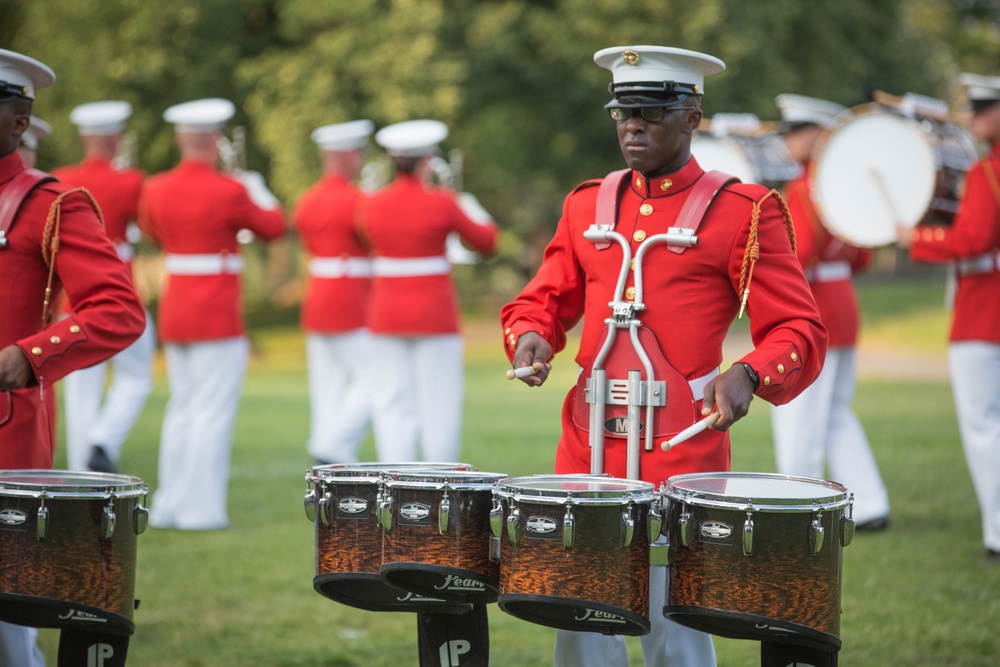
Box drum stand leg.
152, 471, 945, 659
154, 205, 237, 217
58, 629, 131, 667
416, 604, 489, 666
760, 641, 838, 667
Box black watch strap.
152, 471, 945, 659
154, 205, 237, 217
737, 362, 760, 390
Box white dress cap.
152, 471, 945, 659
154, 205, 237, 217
163, 98, 236, 133
959, 73, 1000, 102
69, 101, 133, 136
21, 116, 52, 150
0, 48, 55, 100
594, 45, 725, 93
375, 119, 449, 157
311, 119, 375, 151
775, 94, 847, 128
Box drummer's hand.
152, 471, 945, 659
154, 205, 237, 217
0, 345, 33, 391
512, 332, 552, 387
701, 365, 754, 431
895, 224, 914, 249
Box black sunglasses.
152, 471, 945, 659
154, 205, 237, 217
608, 106, 696, 122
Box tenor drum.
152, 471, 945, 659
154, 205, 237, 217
379, 471, 507, 604
691, 132, 802, 188
494, 475, 661, 636
663, 473, 854, 650
812, 105, 978, 247
0, 470, 148, 635
305, 462, 473, 613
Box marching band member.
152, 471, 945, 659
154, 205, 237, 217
359, 120, 498, 462
139, 98, 286, 531
295, 120, 375, 465
54, 100, 156, 474
770, 94, 891, 531
0, 48, 145, 667
16, 114, 49, 168
501, 45, 827, 667
898, 73, 1000, 561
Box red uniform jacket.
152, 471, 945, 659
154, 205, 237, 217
139, 161, 286, 343
910, 143, 1000, 343
785, 165, 872, 347
500, 158, 827, 484
0, 151, 146, 468
359, 174, 498, 335
294, 174, 369, 333
52, 157, 144, 251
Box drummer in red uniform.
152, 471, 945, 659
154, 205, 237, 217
770, 94, 891, 531
359, 120, 498, 462
139, 98, 286, 530
16, 114, 49, 168
54, 100, 156, 474
898, 73, 1000, 562
501, 45, 827, 667
0, 48, 145, 667
295, 119, 375, 465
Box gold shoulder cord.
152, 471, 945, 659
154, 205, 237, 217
737, 188, 796, 320
40, 187, 105, 325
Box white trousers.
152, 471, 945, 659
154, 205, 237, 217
149, 337, 248, 530
305, 331, 373, 463
771, 347, 890, 524
949, 342, 1000, 551
62, 312, 156, 470
553, 563, 716, 667
369, 335, 463, 462
0, 623, 44, 667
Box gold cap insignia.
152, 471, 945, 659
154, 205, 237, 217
623, 50, 640, 66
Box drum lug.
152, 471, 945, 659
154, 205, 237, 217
647, 505, 662, 543
36, 500, 48, 541
439, 492, 451, 534
318, 491, 333, 526
102, 502, 117, 540
810, 512, 825, 554
841, 494, 856, 547
563, 505, 575, 549
742, 511, 754, 556
304, 488, 317, 523
506, 506, 520, 545
620, 502, 635, 548
489, 496, 503, 538
133, 503, 149, 535
678, 509, 692, 547
380, 494, 394, 532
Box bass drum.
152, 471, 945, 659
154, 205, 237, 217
811, 105, 978, 247
691, 132, 802, 188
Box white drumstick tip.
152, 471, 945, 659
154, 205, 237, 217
505, 363, 546, 380
661, 412, 721, 450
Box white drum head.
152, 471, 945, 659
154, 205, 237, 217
691, 133, 758, 184
813, 111, 937, 247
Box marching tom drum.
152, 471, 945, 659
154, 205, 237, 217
0, 470, 148, 635
812, 105, 978, 247
691, 132, 802, 188
663, 472, 854, 650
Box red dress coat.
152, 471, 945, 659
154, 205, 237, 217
52, 157, 144, 252
500, 158, 827, 484
0, 151, 146, 468
910, 142, 1000, 344
785, 166, 872, 347
139, 161, 286, 343
359, 174, 498, 335
294, 174, 369, 333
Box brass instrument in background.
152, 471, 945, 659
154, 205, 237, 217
217, 126, 247, 173
112, 129, 138, 170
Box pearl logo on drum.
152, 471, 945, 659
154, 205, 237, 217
337, 497, 368, 515
399, 502, 431, 523
700, 521, 733, 540
525, 516, 557, 534
434, 574, 487, 592
573, 608, 628, 624
59, 609, 108, 624
0, 508, 27, 526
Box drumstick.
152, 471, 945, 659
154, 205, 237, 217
869, 167, 905, 230
505, 362, 546, 380
661, 412, 721, 451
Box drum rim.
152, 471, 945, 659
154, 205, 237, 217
383, 470, 509, 489
306, 462, 473, 484
664, 472, 849, 510
496, 474, 657, 504
0, 469, 147, 498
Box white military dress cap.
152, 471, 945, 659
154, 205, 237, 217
70, 100, 133, 135
594, 45, 726, 92
311, 119, 375, 151
21, 115, 52, 150
0, 48, 55, 101
775, 94, 847, 129
163, 98, 235, 133
959, 73, 1000, 102
375, 119, 449, 157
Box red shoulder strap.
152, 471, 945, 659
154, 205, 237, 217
595, 168, 631, 227
0, 168, 56, 247
668, 170, 739, 254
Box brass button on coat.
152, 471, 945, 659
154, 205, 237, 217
31, 347, 42, 356
69, 325, 81, 333
790, 352, 798, 362
639, 203, 653, 216
763, 376, 771, 386
625, 286, 636, 301
777, 364, 784, 374
50, 336, 61, 345
633, 230, 647, 242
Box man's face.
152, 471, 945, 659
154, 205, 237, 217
616, 105, 702, 177
970, 102, 1000, 144
0, 100, 31, 158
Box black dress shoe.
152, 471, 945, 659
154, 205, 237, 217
87, 446, 118, 473
855, 517, 890, 533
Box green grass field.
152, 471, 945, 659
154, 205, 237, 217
33, 273, 1000, 665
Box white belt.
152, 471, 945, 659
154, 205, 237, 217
804, 261, 851, 283
308, 257, 372, 278
115, 242, 135, 263
164, 253, 244, 275
371, 256, 451, 277
956, 251, 1000, 276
